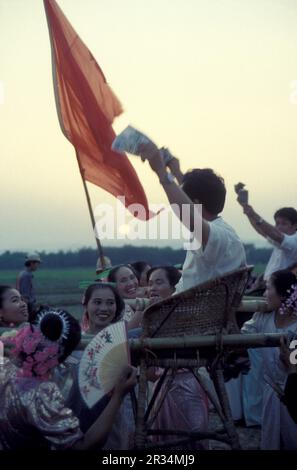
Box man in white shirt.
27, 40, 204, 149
139, 144, 246, 291
237, 203, 297, 281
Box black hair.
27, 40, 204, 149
130, 261, 151, 279
33, 307, 81, 363
270, 270, 297, 301
274, 207, 297, 227
182, 168, 226, 214
0, 285, 12, 309
147, 266, 181, 288
107, 264, 138, 283
82, 282, 124, 322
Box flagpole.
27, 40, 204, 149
76, 151, 106, 270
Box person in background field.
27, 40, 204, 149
16, 252, 41, 320
236, 200, 297, 282
241, 270, 297, 449
137, 144, 246, 292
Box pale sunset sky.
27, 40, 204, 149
1, 0, 297, 252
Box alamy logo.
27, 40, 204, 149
289, 80, 297, 105
289, 339, 297, 365
94, 197, 203, 251
0, 340, 3, 366
0, 81, 4, 106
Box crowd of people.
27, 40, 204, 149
1, 148, 297, 450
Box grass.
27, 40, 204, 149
0, 268, 98, 320
252, 263, 266, 275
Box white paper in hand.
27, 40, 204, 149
112, 125, 154, 160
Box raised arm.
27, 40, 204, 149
73, 366, 137, 450
166, 155, 184, 185
237, 201, 284, 245
140, 142, 210, 248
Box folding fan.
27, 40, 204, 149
78, 321, 130, 408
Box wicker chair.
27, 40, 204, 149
134, 266, 253, 450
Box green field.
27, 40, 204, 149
0, 268, 98, 319
0, 264, 266, 320
250, 263, 266, 275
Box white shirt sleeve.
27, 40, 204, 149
241, 312, 266, 334
280, 234, 297, 254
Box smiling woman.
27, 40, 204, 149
0, 286, 29, 327
107, 265, 139, 300
66, 282, 134, 449
82, 283, 124, 336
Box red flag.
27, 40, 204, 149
44, 0, 151, 219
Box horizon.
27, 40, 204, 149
0, 237, 272, 255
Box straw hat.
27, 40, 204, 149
25, 252, 42, 263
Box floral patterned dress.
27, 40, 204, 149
0, 359, 83, 449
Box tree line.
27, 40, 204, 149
0, 244, 271, 269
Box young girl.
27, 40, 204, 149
81, 282, 124, 335
67, 283, 134, 449
242, 269, 297, 449
0, 286, 28, 328
0, 308, 136, 449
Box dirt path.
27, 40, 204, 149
209, 410, 261, 449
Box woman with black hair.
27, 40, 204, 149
81, 282, 125, 334
67, 283, 135, 449
107, 265, 142, 323
0, 285, 28, 328
107, 265, 139, 300
146, 266, 209, 450
242, 270, 297, 449
130, 261, 151, 296
0, 308, 136, 450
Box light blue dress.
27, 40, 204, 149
241, 347, 263, 426
242, 311, 297, 449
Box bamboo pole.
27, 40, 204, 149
237, 299, 268, 312
76, 151, 106, 270
71, 332, 283, 351
0, 330, 284, 352
128, 333, 283, 351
